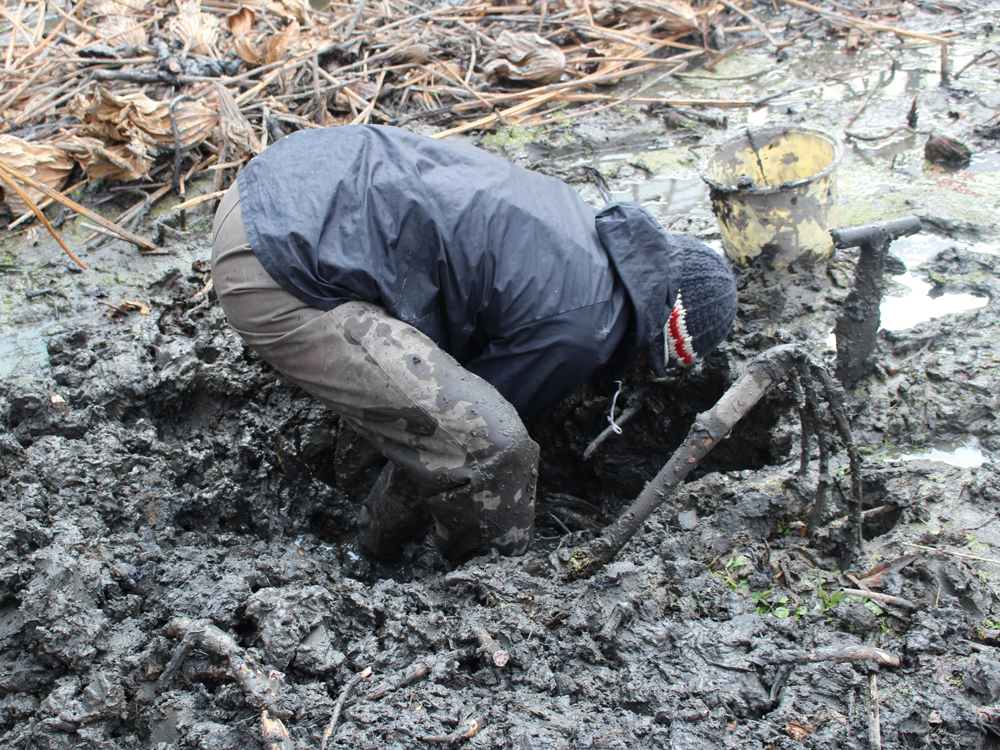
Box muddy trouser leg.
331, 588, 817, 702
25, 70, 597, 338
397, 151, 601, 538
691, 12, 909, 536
210, 184, 537, 558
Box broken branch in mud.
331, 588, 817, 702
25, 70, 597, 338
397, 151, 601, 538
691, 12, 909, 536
321, 666, 372, 750
0, 164, 86, 270
160, 617, 294, 749
368, 650, 462, 700
398, 718, 483, 745
869, 673, 883, 750
772, 645, 900, 669
903, 543, 1000, 567
472, 625, 510, 667
840, 588, 919, 612
557, 344, 865, 578
0, 159, 159, 252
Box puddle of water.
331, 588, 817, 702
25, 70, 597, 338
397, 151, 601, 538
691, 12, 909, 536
0, 322, 62, 380
880, 233, 990, 330
967, 152, 1000, 175
896, 437, 988, 468
881, 272, 988, 330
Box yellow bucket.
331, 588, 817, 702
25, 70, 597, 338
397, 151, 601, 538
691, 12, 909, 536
699, 127, 844, 269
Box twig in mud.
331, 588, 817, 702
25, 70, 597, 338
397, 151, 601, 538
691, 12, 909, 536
771, 645, 900, 668
719, 0, 783, 49
0, 166, 86, 270
160, 617, 294, 750
583, 403, 642, 460
398, 718, 483, 745
321, 666, 372, 750
775, 0, 950, 44
472, 626, 509, 667
0, 159, 157, 251
845, 125, 916, 142
368, 662, 429, 700
902, 543, 1000, 567
868, 673, 882, 750
954, 50, 1000, 80
843, 71, 887, 132
840, 588, 918, 611
769, 664, 794, 703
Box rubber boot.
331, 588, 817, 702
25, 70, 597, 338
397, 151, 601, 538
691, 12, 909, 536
356, 463, 433, 560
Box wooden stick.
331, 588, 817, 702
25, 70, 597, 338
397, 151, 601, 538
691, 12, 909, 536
9, 178, 86, 229
432, 89, 564, 138
840, 588, 919, 611
167, 190, 226, 212
321, 667, 372, 750
1, 0, 30, 70
0, 168, 87, 270
869, 673, 882, 750
903, 543, 1000, 567
12, 0, 88, 71
565, 345, 803, 577
774, 645, 900, 668
161, 618, 294, 750
349, 68, 387, 126
521, 56, 693, 127
0, 59, 57, 113
720, 0, 783, 48
0, 160, 158, 251
776, 0, 949, 43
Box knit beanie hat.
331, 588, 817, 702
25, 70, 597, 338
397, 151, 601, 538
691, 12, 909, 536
664, 238, 738, 368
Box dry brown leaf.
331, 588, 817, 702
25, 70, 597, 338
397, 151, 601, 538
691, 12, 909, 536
167, 0, 220, 56
264, 21, 300, 64
392, 42, 431, 64
105, 300, 150, 319
214, 84, 263, 158
86, 0, 151, 14
576, 41, 635, 84
228, 7, 264, 65
58, 135, 151, 182
70, 86, 219, 177
484, 30, 566, 84
227, 6, 255, 36
95, 13, 148, 47
0, 136, 74, 214
619, 0, 696, 32
782, 719, 815, 741
270, 0, 309, 23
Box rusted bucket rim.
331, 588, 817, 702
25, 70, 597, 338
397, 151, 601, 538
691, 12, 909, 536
698, 126, 845, 196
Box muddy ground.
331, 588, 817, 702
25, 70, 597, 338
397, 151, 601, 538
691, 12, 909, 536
3, 2, 1000, 748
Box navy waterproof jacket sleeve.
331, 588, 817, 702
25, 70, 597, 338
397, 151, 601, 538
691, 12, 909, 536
237, 125, 680, 419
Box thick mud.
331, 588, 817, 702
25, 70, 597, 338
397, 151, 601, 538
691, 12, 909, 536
4, 3, 1000, 748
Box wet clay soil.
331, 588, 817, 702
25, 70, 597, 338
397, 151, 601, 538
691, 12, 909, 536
3, 4, 1000, 749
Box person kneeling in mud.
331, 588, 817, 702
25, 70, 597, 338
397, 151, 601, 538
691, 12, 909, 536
211, 125, 737, 560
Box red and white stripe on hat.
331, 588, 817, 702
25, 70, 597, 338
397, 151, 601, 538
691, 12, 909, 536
665, 292, 697, 367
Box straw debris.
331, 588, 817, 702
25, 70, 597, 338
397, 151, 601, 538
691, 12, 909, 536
0, 0, 972, 245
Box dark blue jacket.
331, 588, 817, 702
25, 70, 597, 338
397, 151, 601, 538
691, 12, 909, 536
238, 125, 681, 420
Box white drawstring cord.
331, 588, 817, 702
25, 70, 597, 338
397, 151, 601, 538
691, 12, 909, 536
607, 380, 624, 435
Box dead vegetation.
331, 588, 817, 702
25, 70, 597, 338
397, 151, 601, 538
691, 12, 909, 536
0, 0, 975, 268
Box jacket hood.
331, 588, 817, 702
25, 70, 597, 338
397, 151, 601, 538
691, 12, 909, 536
595, 202, 682, 377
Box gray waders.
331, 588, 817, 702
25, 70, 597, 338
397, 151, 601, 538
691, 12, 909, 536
211, 183, 537, 558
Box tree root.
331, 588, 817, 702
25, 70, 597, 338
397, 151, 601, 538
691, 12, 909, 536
159, 617, 294, 750
555, 343, 864, 579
